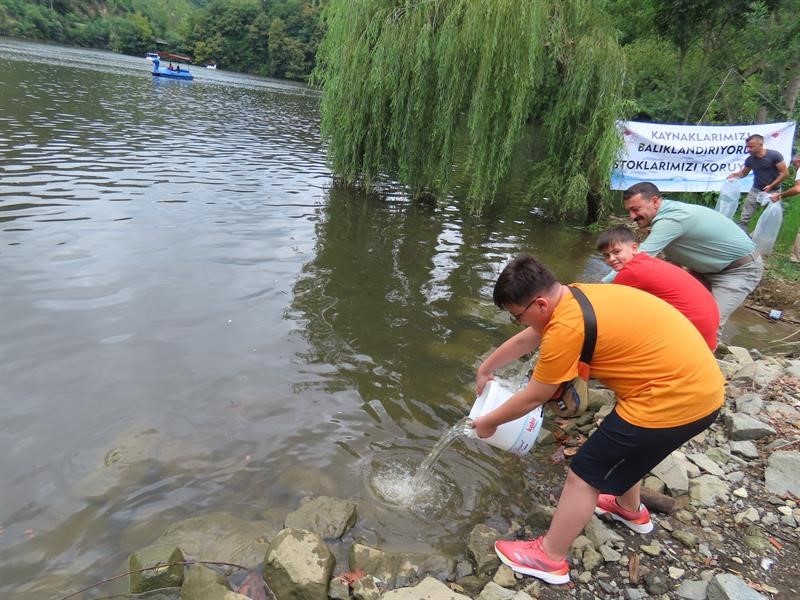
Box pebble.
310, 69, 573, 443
640, 542, 661, 557
668, 566, 685, 580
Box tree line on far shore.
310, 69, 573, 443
0, 0, 323, 80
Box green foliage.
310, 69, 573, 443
608, 0, 798, 124
0, 0, 65, 40
765, 253, 800, 281
183, 0, 264, 71
0, 0, 324, 80
268, 17, 306, 79
776, 198, 800, 252
180, 0, 321, 76
108, 12, 154, 54
68, 18, 111, 47
314, 0, 627, 217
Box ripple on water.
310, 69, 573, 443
367, 452, 463, 518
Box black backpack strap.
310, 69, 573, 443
569, 286, 597, 364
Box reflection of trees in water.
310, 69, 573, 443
291, 186, 450, 425
290, 185, 598, 428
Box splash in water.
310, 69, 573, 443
409, 417, 473, 492
369, 417, 473, 513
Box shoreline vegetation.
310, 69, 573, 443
0, 0, 322, 80
2, 0, 797, 315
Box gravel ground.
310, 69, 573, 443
478, 362, 800, 600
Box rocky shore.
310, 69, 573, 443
121, 346, 800, 600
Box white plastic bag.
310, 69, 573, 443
751, 200, 783, 256
756, 191, 772, 206
715, 179, 740, 219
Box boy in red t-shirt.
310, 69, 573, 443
597, 226, 719, 349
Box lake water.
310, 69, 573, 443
0, 38, 785, 597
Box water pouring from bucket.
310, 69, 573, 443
421, 381, 543, 478
400, 380, 544, 500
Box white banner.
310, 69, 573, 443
610, 121, 796, 192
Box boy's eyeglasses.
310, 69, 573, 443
509, 296, 540, 325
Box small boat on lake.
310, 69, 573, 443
145, 52, 160, 63
151, 57, 193, 81
205, 63, 217, 70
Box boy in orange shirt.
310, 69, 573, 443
474, 254, 723, 585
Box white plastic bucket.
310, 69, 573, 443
467, 380, 544, 456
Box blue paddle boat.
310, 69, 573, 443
151, 57, 193, 81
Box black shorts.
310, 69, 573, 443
570, 408, 720, 495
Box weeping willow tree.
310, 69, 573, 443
313, 0, 628, 221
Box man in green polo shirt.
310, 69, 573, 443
602, 182, 763, 335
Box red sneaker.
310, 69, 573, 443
494, 537, 570, 584
594, 494, 653, 533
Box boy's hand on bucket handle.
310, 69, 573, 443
475, 371, 494, 396
472, 416, 497, 439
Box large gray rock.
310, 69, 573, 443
129, 545, 185, 593
380, 576, 470, 599
651, 452, 689, 495
349, 542, 455, 589
725, 413, 776, 441
583, 515, 623, 547
764, 451, 800, 497
731, 362, 759, 385
686, 452, 725, 477
152, 513, 272, 567
734, 393, 764, 415
284, 496, 356, 540
763, 400, 800, 422
726, 346, 753, 365
689, 474, 729, 506
729, 440, 759, 459
676, 579, 709, 600
731, 360, 782, 389
706, 572, 768, 599
263, 528, 334, 600
754, 360, 785, 388
467, 525, 502, 578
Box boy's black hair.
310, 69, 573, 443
596, 225, 636, 252
493, 254, 557, 308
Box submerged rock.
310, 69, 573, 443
349, 541, 455, 589
284, 496, 356, 540
128, 545, 184, 593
